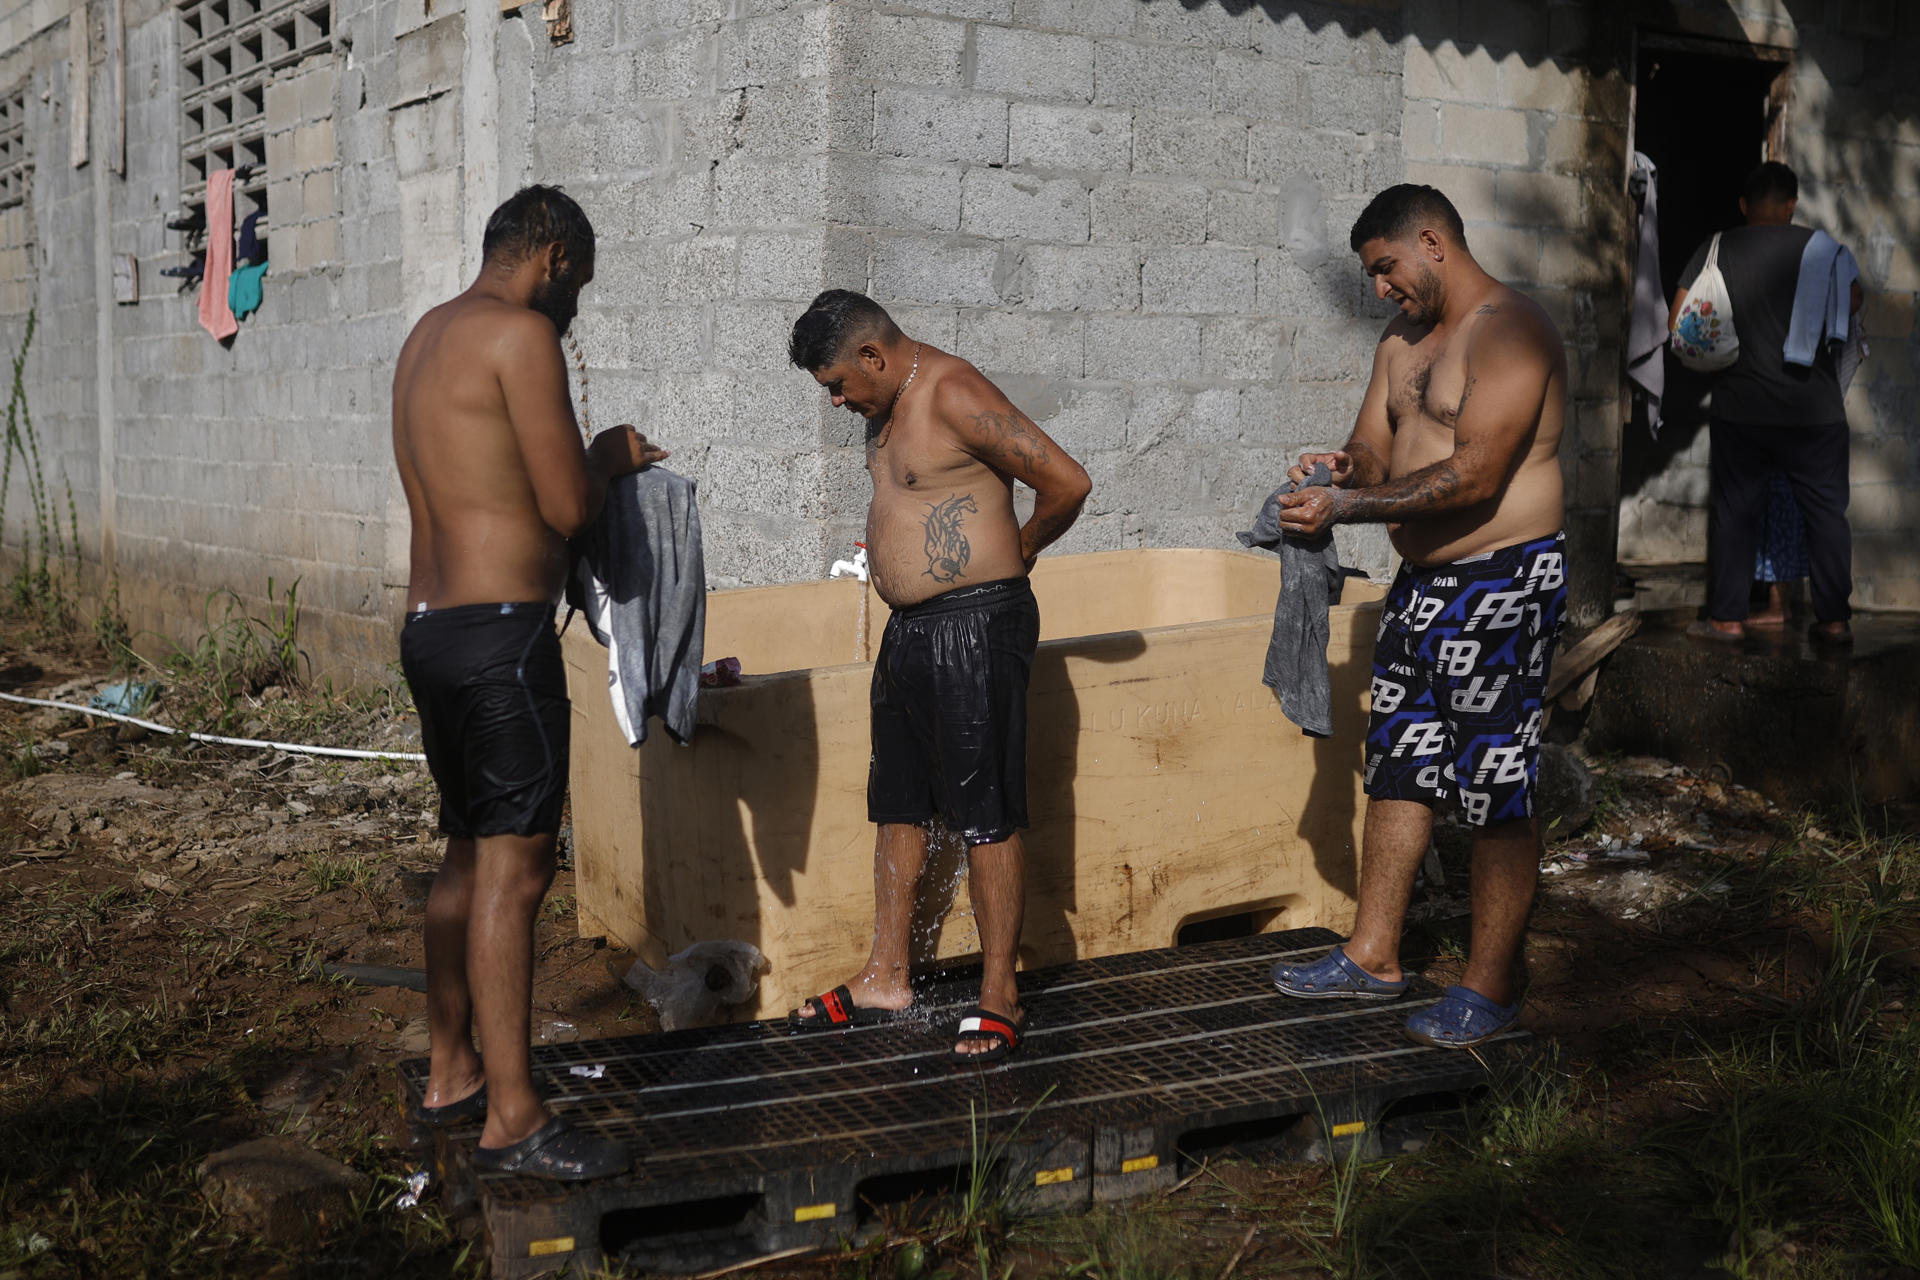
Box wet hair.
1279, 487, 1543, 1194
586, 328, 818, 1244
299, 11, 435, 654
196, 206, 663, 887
788, 289, 902, 371
1743, 161, 1798, 207
482, 185, 595, 271
1348, 184, 1468, 253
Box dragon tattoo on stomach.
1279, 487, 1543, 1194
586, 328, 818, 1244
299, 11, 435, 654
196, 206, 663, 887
923, 493, 976, 582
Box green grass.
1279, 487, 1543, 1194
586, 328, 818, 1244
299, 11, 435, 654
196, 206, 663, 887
299, 851, 377, 897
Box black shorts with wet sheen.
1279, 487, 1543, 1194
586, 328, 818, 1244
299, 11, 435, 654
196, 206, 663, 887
400, 602, 570, 840
868, 578, 1040, 846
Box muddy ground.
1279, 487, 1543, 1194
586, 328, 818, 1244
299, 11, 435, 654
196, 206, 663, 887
2, 623, 1916, 1279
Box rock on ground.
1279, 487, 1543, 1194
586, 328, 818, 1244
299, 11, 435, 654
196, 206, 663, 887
197, 1136, 370, 1243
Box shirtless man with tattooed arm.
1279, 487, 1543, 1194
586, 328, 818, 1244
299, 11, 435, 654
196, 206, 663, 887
786, 289, 1091, 1062
1268, 184, 1569, 1050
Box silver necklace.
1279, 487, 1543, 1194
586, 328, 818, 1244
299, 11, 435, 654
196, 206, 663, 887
875, 343, 921, 449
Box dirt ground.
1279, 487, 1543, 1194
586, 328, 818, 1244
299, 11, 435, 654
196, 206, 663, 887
2, 622, 1917, 1280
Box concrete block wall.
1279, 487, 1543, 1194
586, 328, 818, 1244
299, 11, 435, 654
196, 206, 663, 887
1399, 0, 1634, 628
841, 0, 1402, 568
1608, 0, 1920, 613
515, 0, 860, 588
1762, 2, 1920, 611
0, 0, 417, 683
521, 0, 1405, 589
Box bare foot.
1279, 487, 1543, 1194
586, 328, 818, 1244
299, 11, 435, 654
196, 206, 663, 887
1687, 619, 1744, 644
423, 1074, 484, 1110
1810, 620, 1853, 647
1749, 584, 1789, 627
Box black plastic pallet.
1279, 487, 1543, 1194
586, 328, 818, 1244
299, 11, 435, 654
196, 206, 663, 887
400, 928, 1529, 1278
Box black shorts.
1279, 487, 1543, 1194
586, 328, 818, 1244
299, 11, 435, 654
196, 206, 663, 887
869, 578, 1040, 846
400, 602, 570, 840
1363, 533, 1567, 827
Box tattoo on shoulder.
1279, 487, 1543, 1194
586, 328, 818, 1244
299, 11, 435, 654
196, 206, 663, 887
923, 493, 977, 582
969, 409, 1052, 473
1476, 303, 1501, 315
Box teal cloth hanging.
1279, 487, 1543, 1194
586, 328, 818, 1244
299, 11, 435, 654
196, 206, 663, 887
229, 260, 268, 320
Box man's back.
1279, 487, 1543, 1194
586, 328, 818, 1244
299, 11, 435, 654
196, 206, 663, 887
392, 297, 571, 609
1680, 223, 1843, 425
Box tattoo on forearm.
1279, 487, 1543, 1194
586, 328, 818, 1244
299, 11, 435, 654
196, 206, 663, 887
924, 493, 977, 582
1334, 461, 1469, 522
970, 410, 1052, 473
1021, 495, 1086, 562
1345, 440, 1388, 487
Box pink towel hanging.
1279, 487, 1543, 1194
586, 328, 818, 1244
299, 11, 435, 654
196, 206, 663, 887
197, 168, 239, 341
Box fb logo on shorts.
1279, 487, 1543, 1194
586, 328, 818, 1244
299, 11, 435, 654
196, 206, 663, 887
1450, 674, 1510, 715
1474, 744, 1532, 787
1526, 551, 1565, 592
1393, 720, 1449, 760
1459, 787, 1492, 826
1437, 638, 1481, 676
1370, 675, 1406, 714
1409, 593, 1445, 631
1466, 590, 1529, 632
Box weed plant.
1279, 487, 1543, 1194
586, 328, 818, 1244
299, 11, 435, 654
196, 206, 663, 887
0, 313, 83, 631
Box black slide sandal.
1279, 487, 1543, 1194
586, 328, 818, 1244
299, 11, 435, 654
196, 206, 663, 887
950, 1006, 1021, 1065
472, 1116, 630, 1181
787, 984, 905, 1032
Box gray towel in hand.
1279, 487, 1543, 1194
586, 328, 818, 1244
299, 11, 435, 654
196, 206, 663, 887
570, 467, 706, 746
1236, 463, 1347, 737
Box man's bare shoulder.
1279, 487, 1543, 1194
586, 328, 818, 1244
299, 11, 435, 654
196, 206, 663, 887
925, 351, 1006, 421
1472, 286, 1565, 360
407, 294, 555, 361
1375, 313, 1422, 349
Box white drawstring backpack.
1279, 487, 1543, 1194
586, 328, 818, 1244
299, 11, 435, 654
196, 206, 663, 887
1670, 232, 1739, 371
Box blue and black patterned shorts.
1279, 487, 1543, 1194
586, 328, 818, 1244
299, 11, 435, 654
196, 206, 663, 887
1363, 532, 1567, 827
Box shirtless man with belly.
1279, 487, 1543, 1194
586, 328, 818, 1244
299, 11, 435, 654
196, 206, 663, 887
785, 289, 1090, 1063
1267, 184, 1569, 1049
393, 186, 665, 1176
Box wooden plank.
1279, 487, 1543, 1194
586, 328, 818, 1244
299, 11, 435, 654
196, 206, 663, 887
1545, 609, 1640, 702
67, 0, 88, 169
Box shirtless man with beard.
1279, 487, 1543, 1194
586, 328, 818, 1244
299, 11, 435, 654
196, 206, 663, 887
785, 289, 1091, 1063
393, 186, 664, 1177
1268, 184, 1569, 1050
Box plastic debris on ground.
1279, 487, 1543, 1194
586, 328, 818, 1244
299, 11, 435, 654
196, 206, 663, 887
396, 1170, 430, 1211
569, 1063, 606, 1079
624, 940, 769, 1030
87, 681, 158, 714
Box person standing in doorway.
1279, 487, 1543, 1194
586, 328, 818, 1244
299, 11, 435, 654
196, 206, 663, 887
1267, 185, 1568, 1049
393, 186, 665, 1178
1671, 162, 1861, 647
784, 290, 1090, 1063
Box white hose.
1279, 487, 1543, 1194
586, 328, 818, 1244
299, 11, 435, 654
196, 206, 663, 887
0, 690, 427, 762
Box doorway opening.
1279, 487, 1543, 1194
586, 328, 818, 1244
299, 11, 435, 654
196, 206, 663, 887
1618, 35, 1790, 604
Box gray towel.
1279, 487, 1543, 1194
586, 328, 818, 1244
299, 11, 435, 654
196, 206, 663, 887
1236, 463, 1347, 737
569, 467, 706, 746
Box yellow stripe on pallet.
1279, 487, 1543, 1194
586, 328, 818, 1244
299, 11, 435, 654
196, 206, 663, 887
528, 1237, 575, 1257
1331, 1121, 1368, 1139
1034, 1167, 1075, 1186
794, 1202, 837, 1222
1120, 1155, 1159, 1174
